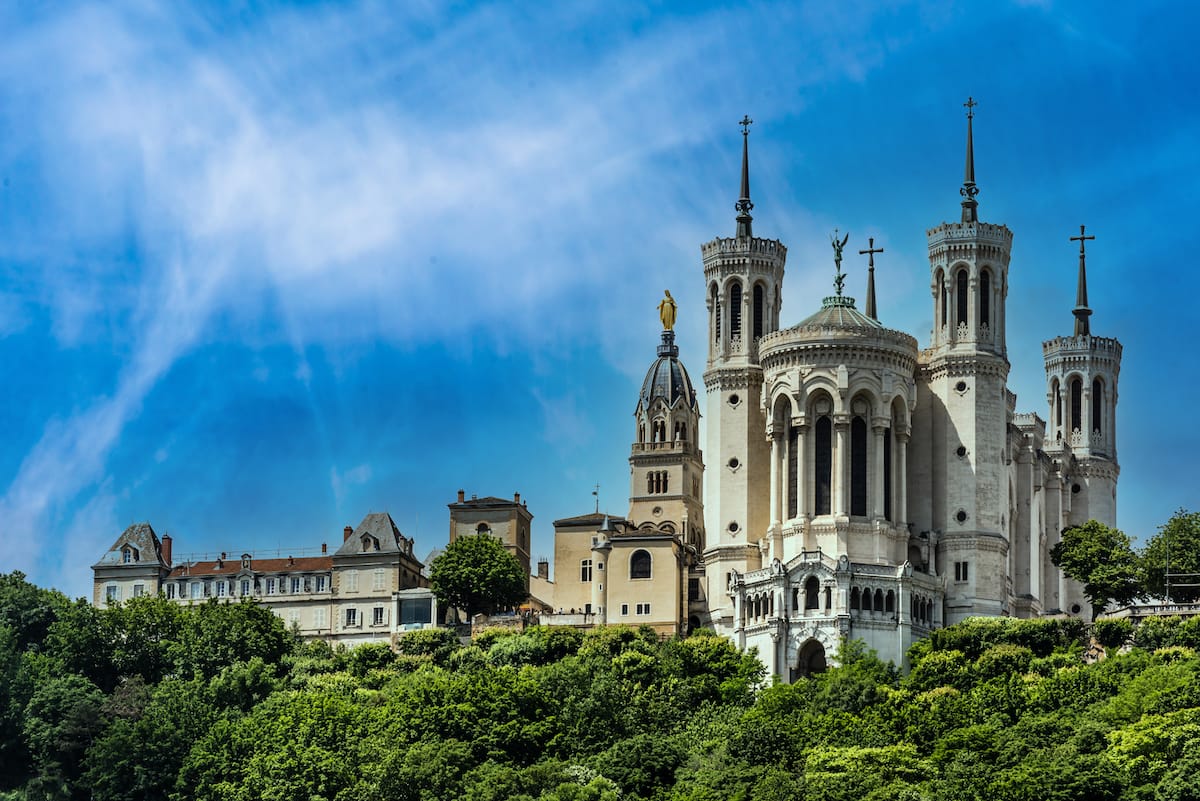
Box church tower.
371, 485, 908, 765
913, 99, 1015, 624
629, 320, 705, 552
1042, 226, 1121, 617
701, 117, 787, 626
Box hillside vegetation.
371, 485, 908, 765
3, 571, 1200, 800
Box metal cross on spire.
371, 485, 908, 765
592, 483, 600, 514
860, 237, 884, 320
960, 96, 979, 222
735, 115, 754, 237
1070, 224, 1096, 336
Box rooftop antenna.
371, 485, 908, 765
592, 483, 600, 514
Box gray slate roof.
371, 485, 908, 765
92, 522, 168, 568
333, 512, 415, 558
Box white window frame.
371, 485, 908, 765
345, 571, 359, 593
314, 608, 327, 629
291, 577, 302, 594
346, 607, 358, 628
105, 584, 119, 603
580, 559, 593, 583
373, 606, 385, 626
315, 575, 328, 593
372, 569, 386, 592
240, 579, 251, 597
132, 584, 145, 598
216, 581, 227, 598
620, 603, 629, 616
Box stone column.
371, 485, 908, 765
833, 417, 849, 517
769, 429, 782, 529
896, 432, 909, 526
968, 275, 978, 340
872, 422, 886, 519
795, 421, 809, 519
1082, 387, 1092, 450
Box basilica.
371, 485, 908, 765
536, 105, 1122, 676
92, 106, 1123, 678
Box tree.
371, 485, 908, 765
1141, 509, 1200, 602
1050, 520, 1140, 618
429, 534, 527, 619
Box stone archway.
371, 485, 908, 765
794, 638, 827, 679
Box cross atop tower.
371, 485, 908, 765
735, 115, 754, 237
1071, 224, 1096, 336
859, 237, 884, 320
960, 96, 979, 222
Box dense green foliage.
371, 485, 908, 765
6, 570, 1200, 799
429, 533, 529, 618
1142, 510, 1200, 602
1051, 520, 1140, 618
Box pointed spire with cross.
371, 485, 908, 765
1071, 224, 1095, 336
961, 97, 979, 223
859, 237, 884, 320
736, 115, 754, 238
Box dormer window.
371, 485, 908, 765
361, 535, 379, 552
121, 546, 137, 563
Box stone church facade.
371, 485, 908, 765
538, 108, 1122, 676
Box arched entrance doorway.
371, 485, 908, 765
793, 638, 827, 680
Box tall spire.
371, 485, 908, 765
1070, 224, 1095, 336
860, 237, 884, 320
735, 115, 754, 238
960, 97, 979, 223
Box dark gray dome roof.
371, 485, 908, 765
639, 331, 698, 409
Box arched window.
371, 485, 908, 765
850, 587, 861, 610
646, 473, 654, 494
1092, 378, 1103, 434
122, 546, 134, 564
850, 415, 868, 516
980, 269, 991, 328
475, 524, 490, 536
630, 550, 652, 579
580, 560, 592, 582
815, 415, 833, 515
1070, 378, 1083, 433
885, 590, 895, 613
956, 269, 969, 327
804, 576, 819, 610
730, 282, 742, 338
753, 284, 765, 340
824, 586, 832, 610
874, 589, 884, 612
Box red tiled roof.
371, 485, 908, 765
168, 555, 333, 578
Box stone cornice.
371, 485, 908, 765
918, 350, 1011, 380
703, 367, 764, 390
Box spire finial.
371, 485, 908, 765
859, 237, 884, 320
735, 115, 754, 238
1070, 224, 1095, 336
960, 97, 979, 223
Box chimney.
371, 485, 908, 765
343, 525, 353, 542
457, 489, 465, 503
161, 533, 173, 566
514, 492, 520, 504
220, 552, 227, 560
288, 555, 294, 566
321, 542, 327, 554
537, 558, 549, 581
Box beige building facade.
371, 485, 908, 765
92, 512, 431, 646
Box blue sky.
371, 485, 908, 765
2, 1, 1197, 598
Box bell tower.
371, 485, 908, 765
1042, 225, 1121, 617
916, 99, 1014, 624
629, 314, 705, 552
701, 116, 787, 627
